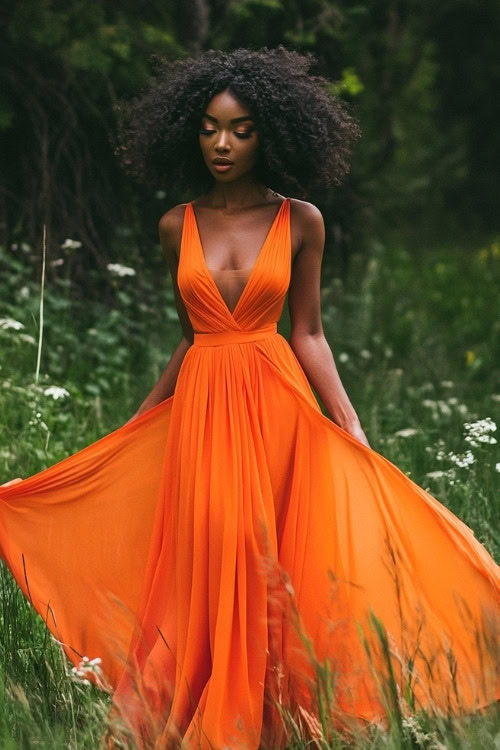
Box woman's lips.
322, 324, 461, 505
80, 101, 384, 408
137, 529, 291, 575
212, 162, 233, 173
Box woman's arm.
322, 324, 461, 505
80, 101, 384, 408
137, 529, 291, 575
127, 205, 194, 422
288, 201, 370, 448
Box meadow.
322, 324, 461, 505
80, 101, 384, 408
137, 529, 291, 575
0, 233, 498, 748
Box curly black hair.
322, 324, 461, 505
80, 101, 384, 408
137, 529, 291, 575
115, 46, 360, 198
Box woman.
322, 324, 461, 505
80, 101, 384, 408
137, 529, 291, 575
1, 47, 499, 750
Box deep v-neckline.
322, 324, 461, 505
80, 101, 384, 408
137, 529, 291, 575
189, 198, 288, 320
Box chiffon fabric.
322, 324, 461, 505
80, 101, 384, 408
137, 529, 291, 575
0, 197, 498, 750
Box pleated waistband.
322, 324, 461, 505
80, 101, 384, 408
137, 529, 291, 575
193, 324, 277, 347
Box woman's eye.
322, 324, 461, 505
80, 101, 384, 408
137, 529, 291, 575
199, 127, 254, 138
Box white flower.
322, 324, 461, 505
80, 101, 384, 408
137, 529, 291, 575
394, 428, 418, 438
464, 417, 497, 434
426, 468, 456, 482
107, 263, 136, 277
338, 352, 349, 363
491, 395, 500, 402
60, 238, 82, 250
44, 385, 70, 400
360, 349, 372, 360
156, 190, 166, 199
448, 450, 475, 469
422, 399, 437, 409
18, 333, 36, 345
0, 318, 24, 331
70, 655, 104, 686
437, 400, 452, 416
50, 258, 64, 267
440, 380, 454, 388
495, 463, 500, 473
384, 347, 393, 358
20, 286, 30, 298
464, 418, 497, 446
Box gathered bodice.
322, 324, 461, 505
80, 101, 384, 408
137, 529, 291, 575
177, 198, 291, 335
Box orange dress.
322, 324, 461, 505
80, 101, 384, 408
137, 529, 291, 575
0, 197, 498, 749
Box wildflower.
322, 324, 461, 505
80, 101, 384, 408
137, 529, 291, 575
156, 190, 167, 199
0, 318, 24, 331
50, 258, 64, 267
448, 450, 475, 469
422, 399, 437, 409
394, 428, 418, 438
495, 463, 500, 473
107, 263, 136, 277
447, 397, 458, 405
60, 238, 82, 250
491, 395, 500, 402
44, 385, 70, 400
70, 655, 106, 688
440, 380, 454, 388
338, 352, 349, 363
360, 349, 372, 359
437, 400, 452, 416
20, 286, 30, 298
465, 350, 476, 366
464, 418, 497, 446
384, 346, 393, 358
18, 333, 36, 345
425, 471, 447, 479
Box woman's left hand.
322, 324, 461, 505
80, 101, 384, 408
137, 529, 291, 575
344, 420, 371, 448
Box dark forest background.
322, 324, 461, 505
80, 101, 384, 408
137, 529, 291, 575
1, 0, 500, 280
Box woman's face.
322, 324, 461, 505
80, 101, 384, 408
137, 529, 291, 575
199, 90, 259, 183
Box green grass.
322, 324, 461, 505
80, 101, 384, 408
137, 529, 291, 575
0, 235, 499, 748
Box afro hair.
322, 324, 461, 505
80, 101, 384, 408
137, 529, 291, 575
115, 45, 360, 198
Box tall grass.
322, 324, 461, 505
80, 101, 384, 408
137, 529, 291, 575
0, 234, 498, 747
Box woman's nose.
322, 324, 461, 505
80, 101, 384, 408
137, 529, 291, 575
215, 131, 230, 152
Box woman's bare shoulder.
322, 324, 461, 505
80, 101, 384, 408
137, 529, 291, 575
289, 198, 325, 255
158, 203, 190, 257
289, 197, 324, 226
